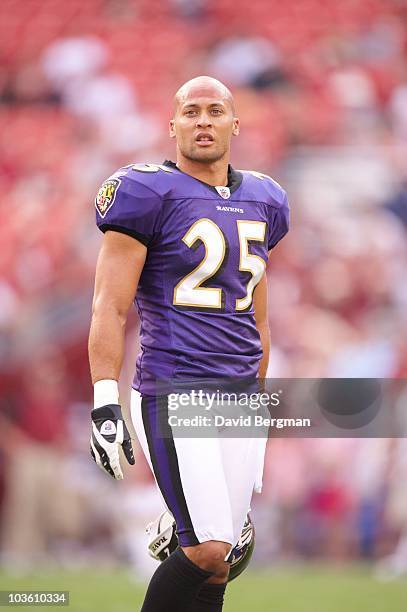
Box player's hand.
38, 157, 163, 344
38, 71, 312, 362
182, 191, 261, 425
90, 404, 135, 479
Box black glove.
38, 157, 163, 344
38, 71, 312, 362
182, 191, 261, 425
90, 404, 135, 479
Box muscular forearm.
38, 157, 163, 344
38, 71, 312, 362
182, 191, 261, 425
256, 320, 270, 379
88, 306, 126, 384
88, 303, 136, 480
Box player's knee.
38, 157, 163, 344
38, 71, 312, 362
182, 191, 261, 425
183, 541, 230, 580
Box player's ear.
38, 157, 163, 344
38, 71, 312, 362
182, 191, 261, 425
169, 119, 176, 138
232, 117, 240, 137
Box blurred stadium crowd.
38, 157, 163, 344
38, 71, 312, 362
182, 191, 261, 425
1, 0, 407, 578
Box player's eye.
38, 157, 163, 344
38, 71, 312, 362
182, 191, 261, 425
211, 108, 223, 115
184, 110, 197, 116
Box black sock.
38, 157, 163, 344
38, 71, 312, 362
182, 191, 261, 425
189, 582, 227, 611
140, 548, 213, 612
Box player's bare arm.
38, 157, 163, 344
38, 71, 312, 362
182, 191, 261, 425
253, 273, 270, 379
89, 230, 146, 384
88, 231, 146, 480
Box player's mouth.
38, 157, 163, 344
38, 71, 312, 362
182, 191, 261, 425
195, 132, 214, 147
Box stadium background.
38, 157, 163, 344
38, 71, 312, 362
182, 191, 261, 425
0, 0, 407, 609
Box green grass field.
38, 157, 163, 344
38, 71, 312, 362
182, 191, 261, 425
1, 565, 406, 611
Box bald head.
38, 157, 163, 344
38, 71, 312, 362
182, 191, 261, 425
174, 76, 235, 115
169, 75, 239, 165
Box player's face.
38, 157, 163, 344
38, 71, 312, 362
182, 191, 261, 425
170, 89, 239, 164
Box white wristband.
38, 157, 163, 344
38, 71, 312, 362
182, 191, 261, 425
94, 379, 119, 409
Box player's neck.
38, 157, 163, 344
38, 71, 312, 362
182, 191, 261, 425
176, 157, 229, 187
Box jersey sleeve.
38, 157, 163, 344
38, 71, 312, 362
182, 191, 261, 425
267, 191, 289, 250
95, 174, 162, 246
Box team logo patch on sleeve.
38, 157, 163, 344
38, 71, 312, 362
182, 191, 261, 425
95, 178, 121, 218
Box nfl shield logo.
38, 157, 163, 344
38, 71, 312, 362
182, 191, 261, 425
215, 186, 231, 199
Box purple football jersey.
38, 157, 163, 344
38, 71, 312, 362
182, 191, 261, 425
95, 161, 289, 394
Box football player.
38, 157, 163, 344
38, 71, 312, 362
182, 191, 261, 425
89, 76, 289, 611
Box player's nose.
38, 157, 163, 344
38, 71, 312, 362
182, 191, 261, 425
196, 112, 212, 128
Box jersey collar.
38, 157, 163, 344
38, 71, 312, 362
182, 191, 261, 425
163, 160, 243, 195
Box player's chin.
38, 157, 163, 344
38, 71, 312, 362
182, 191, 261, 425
189, 146, 224, 163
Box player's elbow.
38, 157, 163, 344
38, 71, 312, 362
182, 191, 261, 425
255, 318, 270, 336
91, 294, 129, 328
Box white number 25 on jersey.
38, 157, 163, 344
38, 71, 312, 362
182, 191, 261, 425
173, 218, 266, 310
